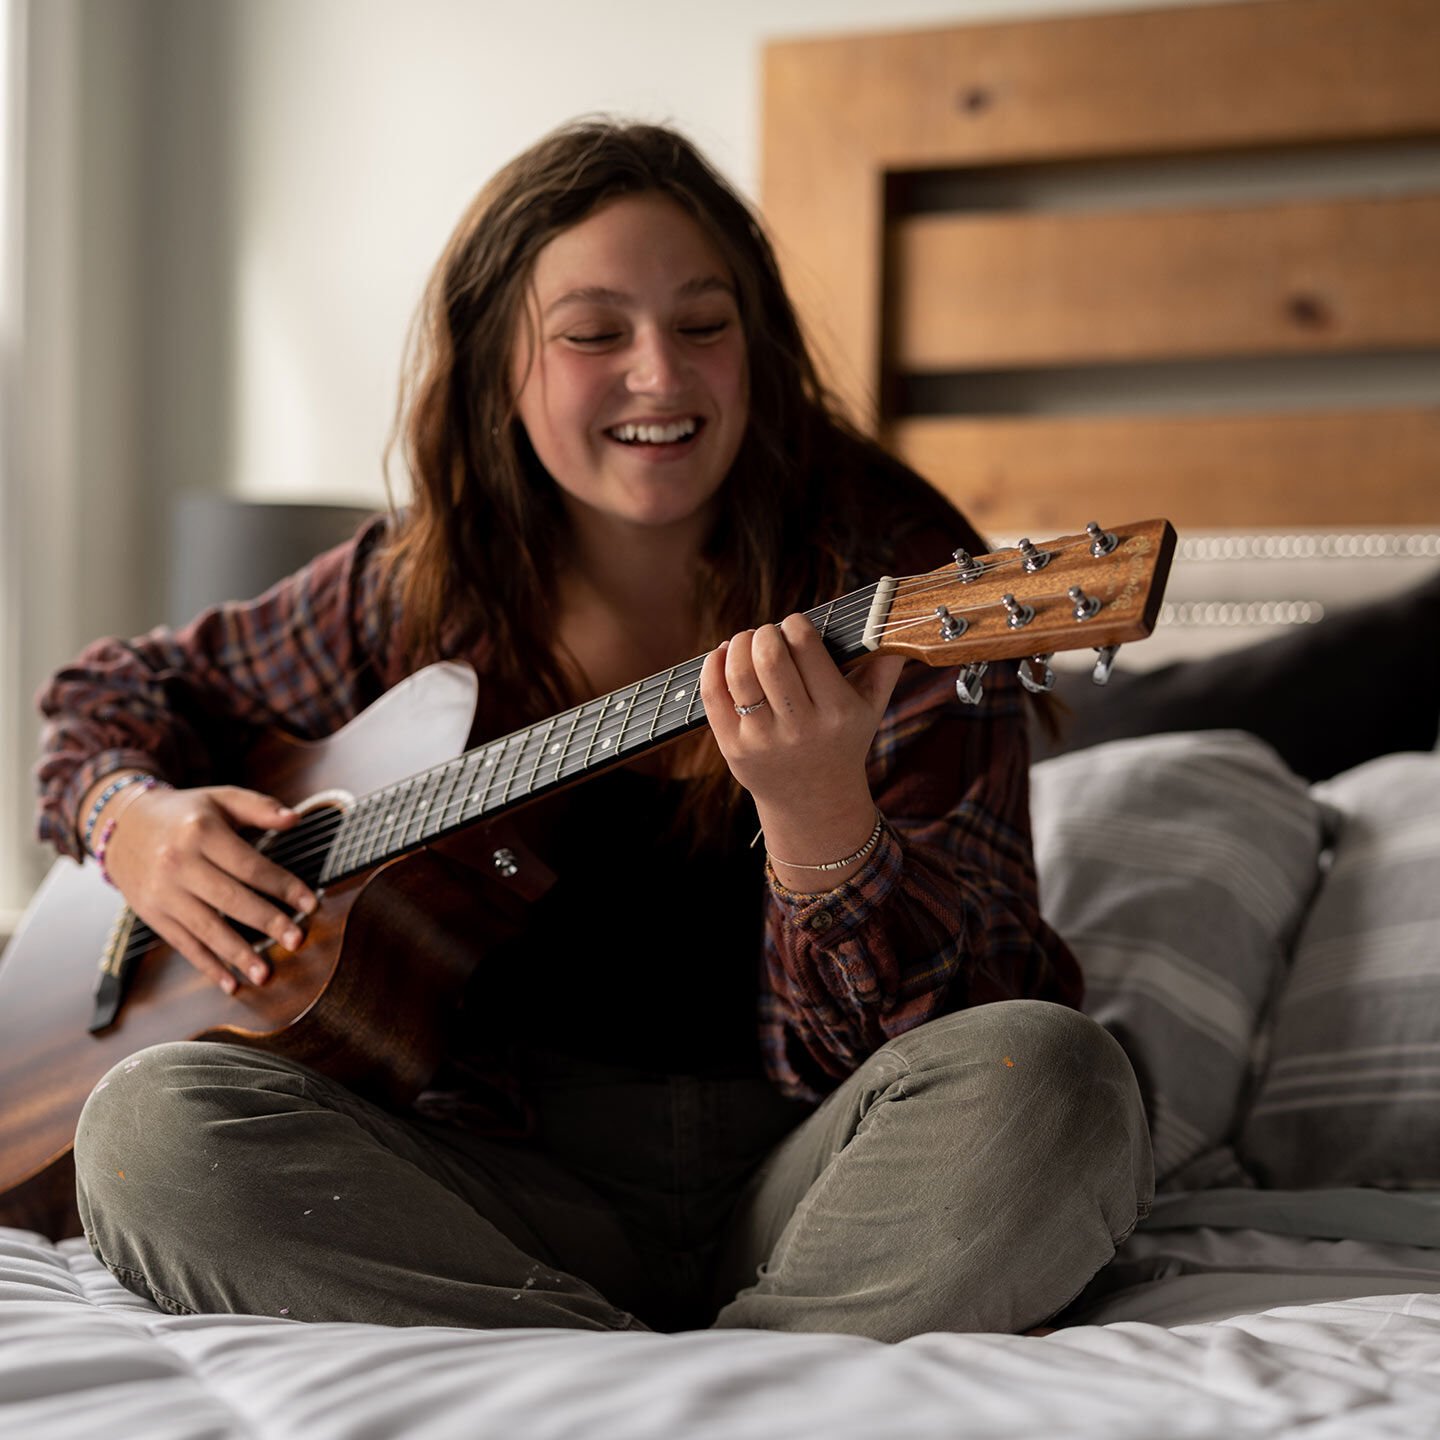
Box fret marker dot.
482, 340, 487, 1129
601, 738, 612, 749
674, 690, 688, 703
549, 742, 560, 753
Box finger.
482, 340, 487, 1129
173, 890, 276, 987
848, 653, 906, 718
142, 908, 242, 995
750, 622, 812, 719
195, 863, 307, 957
209, 786, 303, 834
701, 644, 741, 740
202, 810, 318, 916
774, 614, 854, 708
722, 629, 764, 708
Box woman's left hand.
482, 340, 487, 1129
700, 615, 904, 885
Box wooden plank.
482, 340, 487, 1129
890, 408, 1440, 536
761, 0, 1440, 428
891, 194, 1440, 370
766, 0, 1440, 173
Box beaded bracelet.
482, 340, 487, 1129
82, 771, 158, 854
766, 812, 885, 873
93, 816, 121, 887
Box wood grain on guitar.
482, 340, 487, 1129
0, 518, 1175, 1237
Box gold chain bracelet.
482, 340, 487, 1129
766, 812, 884, 872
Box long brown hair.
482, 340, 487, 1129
383, 118, 974, 834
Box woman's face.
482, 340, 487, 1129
510, 191, 749, 546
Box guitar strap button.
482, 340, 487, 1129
492, 848, 520, 879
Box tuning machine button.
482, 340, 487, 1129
1091, 645, 1120, 685
1018, 654, 1056, 693
954, 662, 989, 705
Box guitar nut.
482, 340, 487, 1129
492, 847, 520, 878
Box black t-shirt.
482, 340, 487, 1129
476, 767, 769, 1078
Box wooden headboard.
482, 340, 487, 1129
761, 0, 1440, 543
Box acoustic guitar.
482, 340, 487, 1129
0, 518, 1175, 1236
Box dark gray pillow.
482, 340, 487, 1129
1032, 567, 1440, 782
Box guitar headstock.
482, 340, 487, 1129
874, 518, 1177, 696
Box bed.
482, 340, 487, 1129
5, 0, 1440, 1434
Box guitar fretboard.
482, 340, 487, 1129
319, 581, 883, 884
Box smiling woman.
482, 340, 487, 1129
27, 117, 1148, 1342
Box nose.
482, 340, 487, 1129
626, 326, 686, 397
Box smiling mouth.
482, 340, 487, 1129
606, 418, 701, 446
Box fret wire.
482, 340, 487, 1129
579, 695, 609, 772
681, 658, 704, 727
404, 774, 436, 848
493, 732, 528, 809
544, 704, 586, 789
472, 742, 504, 818
613, 679, 641, 754
523, 717, 559, 800
647, 665, 676, 744
434, 754, 466, 834
385, 780, 419, 860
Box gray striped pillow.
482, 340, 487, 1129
1237, 751, 1440, 1187
1031, 731, 1328, 1187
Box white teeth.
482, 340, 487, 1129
610, 418, 698, 445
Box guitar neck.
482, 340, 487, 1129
320, 581, 886, 884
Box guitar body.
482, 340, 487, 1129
0, 662, 488, 1236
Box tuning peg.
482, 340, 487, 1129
1086, 522, 1118, 557
955, 662, 988, 705
1001, 593, 1034, 629
934, 604, 968, 640
1068, 585, 1102, 620
952, 548, 983, 583
1091, 645, 1119, 685
1017, 537, 1051, 572
1018, 654, 1056, 694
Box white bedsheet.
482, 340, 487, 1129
4, 1228, 1440, 1440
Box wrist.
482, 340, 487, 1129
761, 806, 885, 893
80, 770, 169, 856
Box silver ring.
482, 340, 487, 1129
733, 698, 769, 717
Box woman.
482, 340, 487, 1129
37, 119, 1151, 1340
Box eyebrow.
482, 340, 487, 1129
543, 276, 735, 317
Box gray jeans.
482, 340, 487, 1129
74, 999, 1152, 1340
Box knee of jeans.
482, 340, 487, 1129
75, 1040, 252, 1192
895, 1001, 1146, 1136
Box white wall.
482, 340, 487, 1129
2, 0, 1239, 923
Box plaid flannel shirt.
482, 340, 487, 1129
36, 514, 1080, 1104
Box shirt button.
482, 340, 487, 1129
809, 909, 835, 932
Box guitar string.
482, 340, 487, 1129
239, 537, 1122, 876
114, 535, 1125, 957
256, 546, 1122, 880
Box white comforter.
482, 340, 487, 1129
4, 1228, 1440, 1440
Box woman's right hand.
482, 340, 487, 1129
94, 783, 318, 994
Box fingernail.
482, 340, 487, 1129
222, 975, 238, 995
250, 964, 268, 984
284, 927, 303, 950
297, 894, 316, 915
